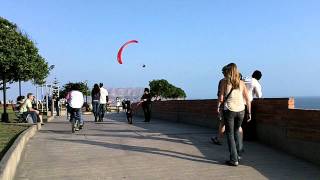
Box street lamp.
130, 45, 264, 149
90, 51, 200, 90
84, 80, 88, 103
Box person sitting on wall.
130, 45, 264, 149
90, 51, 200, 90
16, 96, 25, 111
20, 93, 43, 124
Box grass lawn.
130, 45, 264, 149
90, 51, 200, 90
0, 123, 29, 160
0, 105, 52, 160
0, 105, 31, 160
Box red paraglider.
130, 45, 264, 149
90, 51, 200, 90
117, 40, 138, 64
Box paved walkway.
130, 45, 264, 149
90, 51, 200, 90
15, 113, 320, 180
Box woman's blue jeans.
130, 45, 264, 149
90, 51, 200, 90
92, 101, 100, 118
224, 110, 244, 163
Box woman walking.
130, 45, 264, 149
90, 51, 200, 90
91, 84, 101, 122
217, 63, 251, 166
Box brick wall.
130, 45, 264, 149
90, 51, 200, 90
253, 98, 320, 165
134, 98, 320, 165
134, 99, 219, 128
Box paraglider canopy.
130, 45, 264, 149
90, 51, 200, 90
117, 40, 138, 64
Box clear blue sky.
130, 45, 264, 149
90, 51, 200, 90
1, 0, 320, 100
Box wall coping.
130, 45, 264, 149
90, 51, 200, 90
0, 124, 38, 180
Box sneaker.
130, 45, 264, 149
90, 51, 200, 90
79, 124, 83, 129
211, 137, 222, 145
75, 127, 80, 131
225, 160, 239, 166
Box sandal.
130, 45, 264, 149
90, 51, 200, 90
211, 137, 222, 145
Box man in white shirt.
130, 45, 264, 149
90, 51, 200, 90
98, 83, 109, 122
244, 70, 262, 101
69, 84, 84, 129
243, 70, 262, 141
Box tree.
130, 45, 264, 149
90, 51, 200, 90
0, 81, 9, 90
59, 82, 90, 99
0, 17, 50, 122
149, 79, 186, 100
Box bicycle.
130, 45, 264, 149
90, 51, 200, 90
71, 117, 80, 133
70, 108, 83, 133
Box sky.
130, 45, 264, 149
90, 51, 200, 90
1, 0, 320, 100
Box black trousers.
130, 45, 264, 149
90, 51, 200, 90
142, 104, 151, 122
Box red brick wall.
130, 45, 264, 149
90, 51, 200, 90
134, 99, 219, 128
253, 98, 320, 142
134, 98, 320, 142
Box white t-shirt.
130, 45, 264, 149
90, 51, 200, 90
224, 83, 246, 112
116, 99, 121, 106
244, 77, 262, 102
99, 87, 108, 104
20, 98, 32, 113
69, 90, 84, 108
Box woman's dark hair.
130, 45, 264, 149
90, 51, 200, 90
144, 88, 149, 92
17, 96, 25, 102
222, 65, 228, 75
252, 70, 262, 80
72, 84, 81, 91
92, 84, 100, 94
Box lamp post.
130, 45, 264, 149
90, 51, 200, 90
84, 80, 88, 103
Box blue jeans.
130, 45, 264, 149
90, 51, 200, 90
224, 110, 244, 163
99, 104, 106, 120
24, 111, 38, 123
92, 101, 100, 119
70, 108, 83, 125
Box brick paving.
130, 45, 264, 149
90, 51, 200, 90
15, 113, 320, 180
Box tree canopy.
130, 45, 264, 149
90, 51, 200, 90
149, 79, 186, 100
0, 17, 50, 84
59, 82, 90, 99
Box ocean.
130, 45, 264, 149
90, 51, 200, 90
294, 96, 320, 110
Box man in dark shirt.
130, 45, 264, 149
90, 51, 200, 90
53, 95, 60, 116
140, 88, 152, 122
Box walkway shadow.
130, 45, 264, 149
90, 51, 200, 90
53, 137, 222, 165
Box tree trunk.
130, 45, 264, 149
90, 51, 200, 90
19, 80, 21, 96
1, 77, 9, 122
